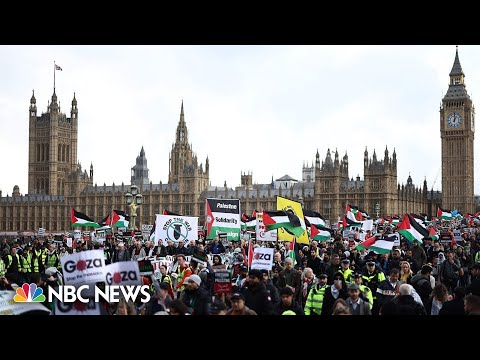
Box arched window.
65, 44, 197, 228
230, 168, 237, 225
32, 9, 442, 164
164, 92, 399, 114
45, 143, 49, 161
62, 144, 66, 162
66, 145, 70, 163
58, 144, 61, 161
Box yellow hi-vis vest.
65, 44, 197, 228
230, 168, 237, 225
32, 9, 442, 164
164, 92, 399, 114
304, 284, 329, 315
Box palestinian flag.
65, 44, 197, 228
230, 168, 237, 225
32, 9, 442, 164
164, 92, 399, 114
110, 210, 130, 228
248, 240, 254, 268
345, 204, 369, 221
340, 215, 362, 230
99, 215, 110, 226
356, 234, 395, 254
389, 216, 401, 226
150, 220, 156, 242
241, 213, 257, 230
397, 214, 429, 244
263, 210, 304, 238
304, 210, 326, 227
164, 209, 182, 216
287, 237, 296, 265
437, 207, 453, 220
429, 227, 439, 241
310, 224, 333, 241
410, 213, 426, 225
71, 208, 100, 228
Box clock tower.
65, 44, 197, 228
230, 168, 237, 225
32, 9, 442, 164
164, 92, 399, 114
440, 46, 475, 214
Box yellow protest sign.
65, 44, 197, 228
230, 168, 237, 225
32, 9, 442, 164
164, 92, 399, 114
276, 196, 309, 245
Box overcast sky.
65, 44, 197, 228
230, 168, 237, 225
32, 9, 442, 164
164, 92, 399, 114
1, 45, 479, 197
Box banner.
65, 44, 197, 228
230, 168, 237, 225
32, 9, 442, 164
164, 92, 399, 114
213, 269, 232, 294
137, 258, 154, 275
60, 250, 106, 285
205, 198, 241, 241
151, 259, 173, 280
54, 298, 101, 315
104, 261, 141, 285
276, 196, 308, 245
154, 214, 198, 246
0, 291, 51, 315
256, 212, 277, 241
250, 247, 274, 270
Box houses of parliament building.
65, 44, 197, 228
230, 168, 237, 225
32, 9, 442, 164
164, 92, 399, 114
0, 48, 475, 233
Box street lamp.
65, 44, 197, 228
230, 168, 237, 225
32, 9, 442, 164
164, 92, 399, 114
125, 184, 142, 230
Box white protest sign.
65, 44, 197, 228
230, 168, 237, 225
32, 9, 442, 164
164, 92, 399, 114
103, 261, 141, 285
73, 230, 81, 240
256, 212, 277, 241
60, 250, 106, 285
151, 259, 173, 280
453, 229, 462, 242
250, 247, 274, 270
154, 214, 198, 246
0, 291, 51, 315
66, 238, 73, 248
392, 233, 401, 247
54, 298, 101, 315
361, 220, 373, 232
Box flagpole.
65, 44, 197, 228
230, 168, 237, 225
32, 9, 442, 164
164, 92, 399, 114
54, 61, 56, 92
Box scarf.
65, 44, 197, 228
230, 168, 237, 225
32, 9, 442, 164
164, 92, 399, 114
303, 278, 313, 298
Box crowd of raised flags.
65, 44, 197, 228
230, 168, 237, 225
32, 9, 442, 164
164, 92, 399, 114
1, 197, 480, 315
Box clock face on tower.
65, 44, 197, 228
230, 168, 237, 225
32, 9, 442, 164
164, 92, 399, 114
447, 112, 462, 128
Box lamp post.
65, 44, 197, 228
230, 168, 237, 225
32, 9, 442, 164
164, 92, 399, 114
375, 202, 380, 219
125, 184, 143, 231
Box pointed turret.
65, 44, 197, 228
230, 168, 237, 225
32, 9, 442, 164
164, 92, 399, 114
449, 46, 464, 77
29, 90, 37, 115
175, 100, 188, 143
384, 145, 389, 164
364, 147, 368, 167
206, 155, 209, 173
90, 162, 93, 179
372, 149, 377, 162
140, 145, 145, 157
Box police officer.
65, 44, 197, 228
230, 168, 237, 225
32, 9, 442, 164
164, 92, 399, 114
4, 246, 22, 285
304, 274, 329, 315
353, 273, 373, 310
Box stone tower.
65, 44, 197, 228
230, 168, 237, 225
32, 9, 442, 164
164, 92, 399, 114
28, 90, 78, 195
167, 101, 209, 215
131, 146, 150, 186
363, 146, 397, 217
440, 47, 475, 213
302, 161, 315, 183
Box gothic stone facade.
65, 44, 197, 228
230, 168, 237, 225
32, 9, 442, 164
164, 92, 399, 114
0, 48, 475, 233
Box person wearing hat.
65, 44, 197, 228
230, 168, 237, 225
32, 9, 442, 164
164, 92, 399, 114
339, 258, 353, 284
227, 293, 256, 315
305, 274, 329, 315
239, 269, 274, 315
181, 274, 211, 315
273, 287, 304, 315
209, 299, 228, 315
352, 273, 373, 310
233, 264, 249, 290
361, 258, 386, 315
261, 270, 280, 307
322, 272, 348, 316
146, 281, 173, 315
4, 246, 22, 285
386, 249, 402, 273
112, 242, 130, 263
345, 283, 371, 315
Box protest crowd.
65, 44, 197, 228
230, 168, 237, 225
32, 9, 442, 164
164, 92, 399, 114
1, 205, 480, 316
